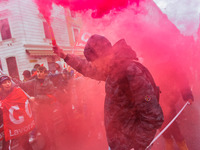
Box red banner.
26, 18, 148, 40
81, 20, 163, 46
75, 31, 91, 48
2, 87, 35, 141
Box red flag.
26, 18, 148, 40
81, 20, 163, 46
75, 32, 91, 48
2, 87, 35, 141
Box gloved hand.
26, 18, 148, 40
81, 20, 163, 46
53, 45, 66, 59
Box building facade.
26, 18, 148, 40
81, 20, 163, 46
0, 0, 83, 80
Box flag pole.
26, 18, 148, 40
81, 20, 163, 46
145, 101, 190, 150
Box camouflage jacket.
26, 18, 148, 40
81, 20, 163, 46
64, 40, 164, 150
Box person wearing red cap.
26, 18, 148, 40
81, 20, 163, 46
54, 34, 164, 150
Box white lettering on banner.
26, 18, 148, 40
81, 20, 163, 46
9, 120, 35, 137
76, 43, 86, 47
81, 32, 91, 42
0, 132, 4, 139
9, 105, 24, 124
25, 100, 32, 118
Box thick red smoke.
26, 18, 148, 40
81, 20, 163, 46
34, 0, 53, 20
35, 0, 141, 18
33, 0, 200, 149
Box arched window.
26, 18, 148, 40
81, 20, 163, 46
6, 57, 19, 79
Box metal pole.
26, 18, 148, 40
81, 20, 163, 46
145, 101, 190, 150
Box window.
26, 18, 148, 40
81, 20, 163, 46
73, 28, 79, 42
43, 22, 51, 39
6, 57, 19, 79
0, 18, 11, 40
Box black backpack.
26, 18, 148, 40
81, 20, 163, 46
133, 61, 161, 101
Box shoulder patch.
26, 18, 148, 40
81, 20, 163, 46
145, 95, 151, 101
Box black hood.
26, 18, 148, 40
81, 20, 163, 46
112, 39, 138, 61
84, 34, 112, 62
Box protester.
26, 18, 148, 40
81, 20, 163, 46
54, 34, 164, 150
15, 66, 58, 150
29, 64, 40, 80
22, 70, 31, 81
157, 61, 194, 150
0, 75, 34, 150
31, 68, 37, 76
33, 64, 40, 70
55, 61, 63, 74
49, 68, 74, 132
21, 69, 38, 143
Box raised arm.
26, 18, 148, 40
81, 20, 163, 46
53, 45, 106, 81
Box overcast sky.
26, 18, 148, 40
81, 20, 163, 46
153, 0, 200, 38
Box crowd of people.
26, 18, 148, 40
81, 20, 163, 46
0, 34, 195, 150
0, 61, 107, 150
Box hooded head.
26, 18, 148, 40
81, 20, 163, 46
84, 34, 112, 62
55, 61, 63, 73
112, 39, 138, 61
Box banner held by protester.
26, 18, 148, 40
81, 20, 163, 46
2, 87, 35, 141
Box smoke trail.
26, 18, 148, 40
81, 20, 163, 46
34, 0, 53, 20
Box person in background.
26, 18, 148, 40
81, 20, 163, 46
31, 68, 37, 76
22, 70, 31, 82
55, 61, 63, 74
157, 61, 194, 150
54, 34, 164, 150
30, 64, 40, 80
15, 66, 58, 150
33, 64, 40, 70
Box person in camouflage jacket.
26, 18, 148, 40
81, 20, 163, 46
54, 34, 164, 150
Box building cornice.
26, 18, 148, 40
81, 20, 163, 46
24, 44, 74, 51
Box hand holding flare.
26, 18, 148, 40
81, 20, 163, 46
44, 18, 66, 58
53, 45, 66, 59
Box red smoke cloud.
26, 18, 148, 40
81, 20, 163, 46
34, 0, 141, 18
33, 0, 200, 149
34, 0, 53, 20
